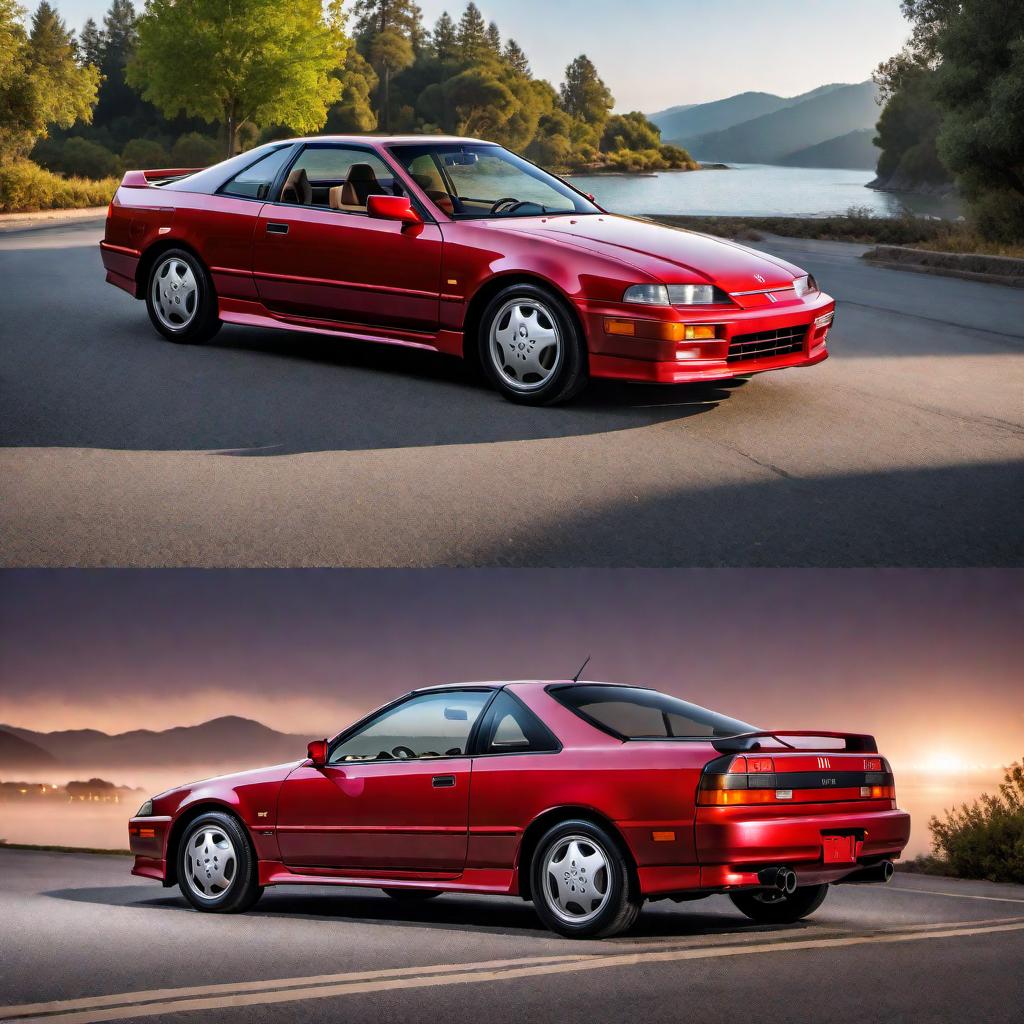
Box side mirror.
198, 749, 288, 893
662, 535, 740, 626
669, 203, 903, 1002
367, 194, 423, 226
307, 738, 328, 768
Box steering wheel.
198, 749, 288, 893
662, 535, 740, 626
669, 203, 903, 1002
392, 745, 417, 759
490, 197, 525, 215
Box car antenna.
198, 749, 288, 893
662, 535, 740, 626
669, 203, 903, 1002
572, 654, 591, 683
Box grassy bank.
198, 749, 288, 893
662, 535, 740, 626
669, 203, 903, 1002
648, 208, 1024, 259
0, 160, 119, 214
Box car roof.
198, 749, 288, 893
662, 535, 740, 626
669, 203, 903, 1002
282, 134, 494, 147
408, 680, 642, 695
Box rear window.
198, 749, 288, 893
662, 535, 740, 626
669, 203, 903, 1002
551, 685, 755, 740
220, 146, 293, 200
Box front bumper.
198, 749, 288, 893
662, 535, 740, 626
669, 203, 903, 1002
581, 291, 835, 384
128, 815, 172, 882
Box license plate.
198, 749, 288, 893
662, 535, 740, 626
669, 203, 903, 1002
822, 834, 857, 864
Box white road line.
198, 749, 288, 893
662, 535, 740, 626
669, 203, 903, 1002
4, 919, 1023, 1024
890, 885, 1024, 905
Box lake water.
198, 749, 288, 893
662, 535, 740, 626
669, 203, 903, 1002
570, 164, 960, 220
0, 767, 999, 859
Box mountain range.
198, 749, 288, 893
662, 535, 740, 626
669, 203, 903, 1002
649, 82, 881, 170
0, 716, 308, 771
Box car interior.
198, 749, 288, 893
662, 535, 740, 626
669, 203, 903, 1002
277, 149, 408, 213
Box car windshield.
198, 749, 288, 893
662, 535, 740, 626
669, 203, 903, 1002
390, 143, 598, 219
552, 685, 756, 740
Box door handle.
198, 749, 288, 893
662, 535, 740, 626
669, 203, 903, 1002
432, 775, 456, 788
265, 222, 289, 235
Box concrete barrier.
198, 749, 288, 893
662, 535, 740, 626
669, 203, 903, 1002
864, 245, 1024, 287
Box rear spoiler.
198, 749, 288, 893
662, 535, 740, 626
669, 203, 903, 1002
712, 730, 878, 754
120, 168, 203, 189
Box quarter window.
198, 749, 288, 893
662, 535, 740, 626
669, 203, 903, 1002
480, 691, 559, 754
329, 691, 490, 763
220, 146, 293, 200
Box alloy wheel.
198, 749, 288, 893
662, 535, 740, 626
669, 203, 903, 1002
151, 256, 199, 330
183, 824, 237, 901
488, 297, 563, 392
541, 834, 612, 924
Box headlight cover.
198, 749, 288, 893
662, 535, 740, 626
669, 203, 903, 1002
136, 799, 154, 817
623, 283, 728, 306
793, 274, 818, 298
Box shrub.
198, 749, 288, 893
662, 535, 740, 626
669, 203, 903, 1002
170, 132, 221, 168
121, 138, 170, 169
927, 759, 1024, 884
52, 137, 122, 180
0, 160, 119, 212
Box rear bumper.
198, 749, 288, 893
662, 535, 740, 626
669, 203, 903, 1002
694, 803, 911, 890
581, 292, 834, 384
100, 241, 141, 297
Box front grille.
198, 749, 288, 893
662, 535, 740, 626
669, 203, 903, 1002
727, 325, 808, 364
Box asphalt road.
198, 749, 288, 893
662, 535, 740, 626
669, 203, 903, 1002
1, 848, 1023, 1023
1, 220, 1021, 566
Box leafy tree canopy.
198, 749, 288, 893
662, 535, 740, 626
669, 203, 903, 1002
559, 54, 613, 126
127, 0, 349, 156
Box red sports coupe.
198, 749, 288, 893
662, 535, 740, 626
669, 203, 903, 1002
100, 136, 835, 405
129, 682, 909, 937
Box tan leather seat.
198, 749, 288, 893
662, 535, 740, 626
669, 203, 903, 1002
412, 171, 455, 215
280, 167, 311, 205
341, 163, 387, 206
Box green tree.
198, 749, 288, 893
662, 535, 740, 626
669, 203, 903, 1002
128, 0, 349, 156
418, 65, 515, 136
932, 0, 1024, 236
503, 38, 529, 76
873, 64, 947, 184
432, 11, 457, 60
94, 0, 139, 126
600, 111, 661, 153
170, 130, 220, 167
456, 2, 488, 64
78, 17, 105, 67
351, 0, 423, 44
559, 54, 613, 126
0, 0, 100, 161
368, 27, 413, 130
485, 20, 501, 56
328, 49, 378, 132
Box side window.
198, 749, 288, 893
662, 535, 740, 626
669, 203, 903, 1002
329, 691, 490, 763
480, 692, 559, 755
220, 147, 292, 200
278, 146, 405, 212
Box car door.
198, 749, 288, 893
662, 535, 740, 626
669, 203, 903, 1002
276, 689, 493, 873
251, 142, 444, 333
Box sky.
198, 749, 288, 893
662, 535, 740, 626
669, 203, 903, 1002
48, 0, 912, 112
1, 569, 1021, 772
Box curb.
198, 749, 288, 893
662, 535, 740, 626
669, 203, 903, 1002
863, 244, 1024, 288
0, 206, 108, 232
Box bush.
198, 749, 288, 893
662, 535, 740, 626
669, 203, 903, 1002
121, 138, 170, 169
0, 159, 119, 213
170, 132, 221, 168
51, 137, 122, 179
968, 190, 1024, 246
927, 759, 1024, 884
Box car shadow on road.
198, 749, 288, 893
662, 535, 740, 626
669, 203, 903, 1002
42, 884, 798, 940
2, 318, 739, 454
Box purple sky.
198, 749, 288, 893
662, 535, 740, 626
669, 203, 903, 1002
0, 570, 1020, 770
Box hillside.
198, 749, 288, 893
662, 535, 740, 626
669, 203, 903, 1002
649, 84, 851, 150
660, 81, 880, 167
777, 128, 880, 170
0, 717, 308, 769
0, 729, 58, 769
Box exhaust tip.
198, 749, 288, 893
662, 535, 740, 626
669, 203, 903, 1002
882, 860, 894, 882
782, 868, 797, 894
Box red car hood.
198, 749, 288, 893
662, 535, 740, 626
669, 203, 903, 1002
498, 214, 804, 293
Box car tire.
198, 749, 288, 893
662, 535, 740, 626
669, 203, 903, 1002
382, 888, 442, 901
177, 810, 263, 914
145, 247, 221, 344
478, 283, 588, 405
729, 883, 829, 924
530, 819, 641, 938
